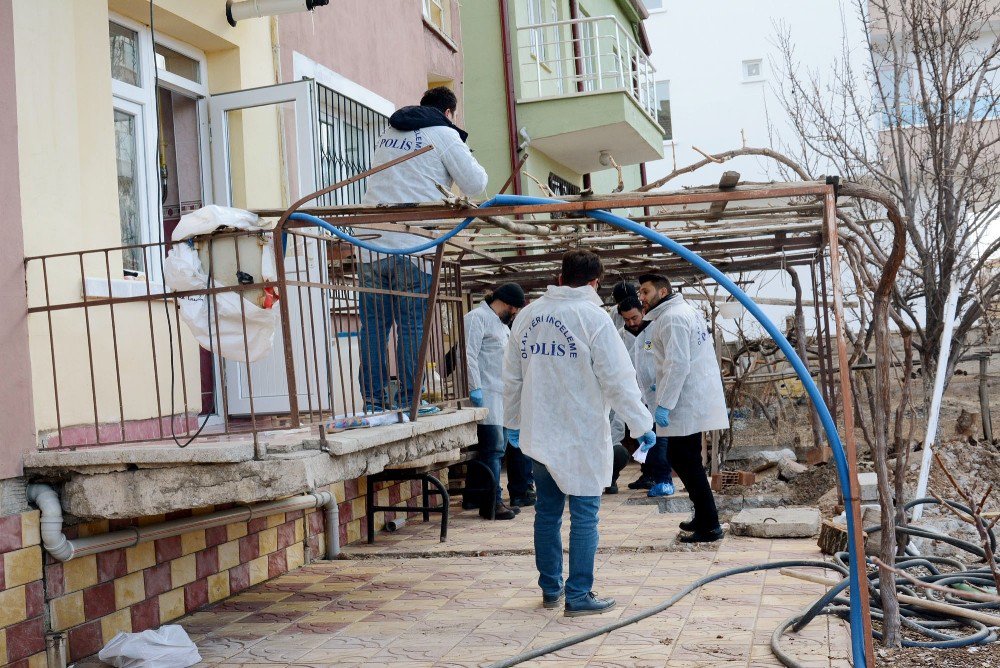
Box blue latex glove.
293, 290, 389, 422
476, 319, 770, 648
507, 429, 520, 449
637, 430, 657, 452
469, 388, 484, 407
655, 406, 671, 428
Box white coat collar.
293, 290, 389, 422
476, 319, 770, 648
643, 293, 683, 321
543, 284, 602, 306
477, 300, 501, 322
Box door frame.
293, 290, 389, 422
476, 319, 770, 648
208, 79, 317, 209
207, 80, 329, 417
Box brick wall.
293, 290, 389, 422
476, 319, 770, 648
0, 510, 46, 667
0, 466, 450, 663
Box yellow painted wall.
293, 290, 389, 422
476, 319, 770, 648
13, 0, 284, 435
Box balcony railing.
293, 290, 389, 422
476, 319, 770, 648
24, 229, 470, 454
516, 15, 657, 119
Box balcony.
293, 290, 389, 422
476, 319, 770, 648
515, 15, 665, 173
23, 228, 482, 518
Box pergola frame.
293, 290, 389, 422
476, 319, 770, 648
265, 161, 912, 665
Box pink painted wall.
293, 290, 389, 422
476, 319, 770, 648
278, 0, 465, 120
0, 1, 37, 479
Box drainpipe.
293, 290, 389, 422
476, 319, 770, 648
26, 484, 341, 562
639, 162, 650, 220
324, 493, 340, 558
499, 0, 523, 195
26, 485, 73, 562
569, 1, 584, 93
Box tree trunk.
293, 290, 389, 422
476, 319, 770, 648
787, 268, 823, 450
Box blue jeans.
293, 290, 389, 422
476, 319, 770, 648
647, 437, 673, 485
358, 257, 432, 407
466, 424, 504, 508
532, 460, 600, 605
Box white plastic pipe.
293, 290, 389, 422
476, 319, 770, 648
27, 484, 340, 561
27, 485, 74, 562
912, 282, 961, 521
227, 0, 312, 25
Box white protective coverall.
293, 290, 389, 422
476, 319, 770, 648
644, 294, 730, 437
503, 285, 653, 496
464, 301, 509, 426
359, 116, 488, 265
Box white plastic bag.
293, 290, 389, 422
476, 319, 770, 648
171, 204, 269, 242
97, 625, 201, 668
163, 242, 277, 362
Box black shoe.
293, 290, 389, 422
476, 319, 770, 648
510, 495, 535, 507
482, 502, 517, 520
604, 483, 619, 495
679, 514, 696, 532
564, 592, 617, 617
462, 500, 480, 511
679, 526, 724, 543
628, 475, 653, 490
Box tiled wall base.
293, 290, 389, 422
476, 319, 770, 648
0, 510, 46, 667
0, 466, 448, 664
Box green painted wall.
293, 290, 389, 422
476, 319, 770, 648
460, 0, 515, 194
461, 0, 650, 196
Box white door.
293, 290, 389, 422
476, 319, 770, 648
208, 80, 332, 416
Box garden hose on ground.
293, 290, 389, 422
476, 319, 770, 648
485, 498, 998, 668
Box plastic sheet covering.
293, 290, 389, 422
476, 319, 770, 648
163, 239, 277, 363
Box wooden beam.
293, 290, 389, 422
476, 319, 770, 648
705, 171, 741, 222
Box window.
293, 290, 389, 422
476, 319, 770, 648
422, 0, 450, 35
742, 59, 763, 81
113, 107, 145, 273
578, 10, 597, 91
643, 0, 664, 10
655, 80, 672, 140
548, 173, 580, 219
548, 173, 581, 197
315, 83, 389, 206
154, 43, 201, 84
108, 16, 209, 276
527, 0, 544, 59
109, 22, 141, 86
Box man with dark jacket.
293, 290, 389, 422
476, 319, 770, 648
358, 87, 488, 413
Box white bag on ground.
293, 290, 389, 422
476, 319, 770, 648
97, 625, 201, 668
163, 242, 277, 362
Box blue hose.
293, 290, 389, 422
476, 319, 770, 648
289, 194, 870, 668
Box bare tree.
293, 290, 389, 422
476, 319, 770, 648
772, 0, 1000, 398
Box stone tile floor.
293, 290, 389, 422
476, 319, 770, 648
78, 466, 853, 667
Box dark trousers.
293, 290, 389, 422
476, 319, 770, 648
667, 432, 719, 530
466, 424, 504, 507
647, 437, 672, 485
611, 444, 629, 485
506, 445, 535, 498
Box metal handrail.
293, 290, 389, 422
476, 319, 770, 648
516, 14, 657, 119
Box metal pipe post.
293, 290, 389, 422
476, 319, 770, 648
410, 246, 447, 421
824, 190, 875, 667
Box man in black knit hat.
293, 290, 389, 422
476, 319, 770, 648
464, 283, 527, 520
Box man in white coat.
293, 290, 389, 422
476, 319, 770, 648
504, 250, 656, 616
358, 86, 489, 413
617, 297, 674, 497
639, 274, 729, 543
464, 283, 526, 521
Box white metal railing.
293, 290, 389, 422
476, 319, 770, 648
516, 15, 657, 119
